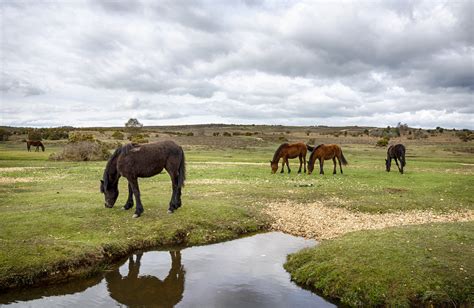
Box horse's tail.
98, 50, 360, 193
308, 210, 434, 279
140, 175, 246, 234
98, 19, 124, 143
306, 144, 314, 152
340, 150, 348, 165
177, 147, 186, 188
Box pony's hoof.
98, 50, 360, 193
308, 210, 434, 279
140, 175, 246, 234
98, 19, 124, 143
132, 213, 140, 218
167, 209, 174, 214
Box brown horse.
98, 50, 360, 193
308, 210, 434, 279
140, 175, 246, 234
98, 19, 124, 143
306, 144, 348, 175
26, 140, 45, 152
270, 142, 307, 174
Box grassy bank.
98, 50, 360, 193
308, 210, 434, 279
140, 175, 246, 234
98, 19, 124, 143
285, 222, 474, 307
0, 137, 473, 299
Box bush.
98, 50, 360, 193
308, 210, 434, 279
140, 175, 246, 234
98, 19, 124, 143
213, 132, 220, 136
130, 135, 149, 144
27, 129, 42, 141
50, 141, 111, 161
0, 128, 12, 141
376, 137, 390, 147
223, 132, 232, 137
186, 132, 194, 136
112, 131, 124, 140
69, 132, 94, 143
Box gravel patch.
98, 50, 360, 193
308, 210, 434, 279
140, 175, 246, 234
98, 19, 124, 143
265, 201, 474, 240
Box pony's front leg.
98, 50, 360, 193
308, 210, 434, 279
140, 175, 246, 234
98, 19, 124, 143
319, 159, 324, 175
394, 158, 401, 173
123, 183, 134, 210
128, 178, 144, 218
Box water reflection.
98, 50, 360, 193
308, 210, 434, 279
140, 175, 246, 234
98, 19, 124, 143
0, 232, 336, 307
105, 251, 184, 308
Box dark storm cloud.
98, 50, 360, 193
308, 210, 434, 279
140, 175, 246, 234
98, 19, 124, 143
1, 0, 473, 128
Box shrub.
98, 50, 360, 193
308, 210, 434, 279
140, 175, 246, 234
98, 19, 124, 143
69, 132, 94, 143
27, 129, 42, 141
213, 132, 220, 136
376, 137, 390, 147
51, 141, 111, 161
0, 128, 12, 141
112, 131, 124, 140
186, 132, 194, 136
130, 135, 148, 144
223, 132, 232, 137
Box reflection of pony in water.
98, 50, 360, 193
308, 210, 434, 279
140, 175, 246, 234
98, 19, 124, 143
306, 144, 348, 175
270, 142, 307, 174
386, 144, 406, 174
26, 140, 45, 152
105, 251, 185, 308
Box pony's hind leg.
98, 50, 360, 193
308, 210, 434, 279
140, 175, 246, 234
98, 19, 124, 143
338, 157, 343, 174
280, 159, 285, 173
319, 159, 324, 175
332, 157, 337, 174
286, 158, 291, 173
123, 183, 134, 210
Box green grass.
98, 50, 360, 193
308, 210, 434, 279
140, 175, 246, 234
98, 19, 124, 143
285, 222, 474, 307
0, 140, 472, 301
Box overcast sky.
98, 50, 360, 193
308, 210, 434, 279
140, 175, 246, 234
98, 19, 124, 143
1, 0, 473, 128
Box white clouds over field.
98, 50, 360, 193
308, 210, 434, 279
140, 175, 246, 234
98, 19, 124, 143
1, 0, 473, 128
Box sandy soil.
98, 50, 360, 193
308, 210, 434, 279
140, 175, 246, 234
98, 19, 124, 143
264, 201, 474, 240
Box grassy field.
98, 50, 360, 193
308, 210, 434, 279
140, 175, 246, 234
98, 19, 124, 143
0, 129, 473, 306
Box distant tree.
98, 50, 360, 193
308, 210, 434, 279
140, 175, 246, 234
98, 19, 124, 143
27, 129, 42, 141
125, 118, 143, 129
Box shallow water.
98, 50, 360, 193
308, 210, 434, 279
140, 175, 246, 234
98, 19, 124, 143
1, 232, 335, 307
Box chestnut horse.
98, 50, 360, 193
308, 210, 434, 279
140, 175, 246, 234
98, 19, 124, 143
26, 140, 45, 152
100, 141, 185, 217
270, 142, 307, 174
306, 144, 348, 175
386, 144, 406, 174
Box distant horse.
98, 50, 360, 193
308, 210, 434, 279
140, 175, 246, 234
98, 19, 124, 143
26, 140, 45, 152
270, 142, 307, 174
100, 141, 186, 217
386, 144, 406, 174
306, 144, 348, 175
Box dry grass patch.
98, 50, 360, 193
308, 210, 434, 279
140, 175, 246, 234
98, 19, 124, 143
265, 201, 474, 240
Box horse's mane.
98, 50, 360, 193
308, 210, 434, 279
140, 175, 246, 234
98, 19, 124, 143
272, 143, 289, 162
314, 144, 323, 151
308, 144, 324, 164
103, 143, 140, 187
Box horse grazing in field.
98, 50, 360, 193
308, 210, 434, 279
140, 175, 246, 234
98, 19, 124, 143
306, 144, 348, 175
270, 142, 307, 174
386, 144, 406, 174
100, 141, 186, 217
26, 140, 45, 152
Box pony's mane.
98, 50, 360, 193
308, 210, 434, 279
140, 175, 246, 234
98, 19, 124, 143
103, 143, 140, 187
314, 144, 324, 151
272, 143, 289, 162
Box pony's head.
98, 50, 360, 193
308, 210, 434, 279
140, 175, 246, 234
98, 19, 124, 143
385, 159, 391, 172
100, 178, 119, 208
307, 157, 314, 175
270, 160, 278, 173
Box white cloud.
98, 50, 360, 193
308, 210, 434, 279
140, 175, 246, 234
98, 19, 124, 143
0, 0, 472, 129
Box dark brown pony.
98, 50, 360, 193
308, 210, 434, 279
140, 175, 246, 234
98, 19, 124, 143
26, 140, 45, 152
306, 144, 348, 175
100, 140, 185, 217
386, 144, 406, 174
270, 142, 307, 174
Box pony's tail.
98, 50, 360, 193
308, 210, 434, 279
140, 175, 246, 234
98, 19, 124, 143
306, 144, 314, 152
340, 151, 348, 165
177, 148, 186, 188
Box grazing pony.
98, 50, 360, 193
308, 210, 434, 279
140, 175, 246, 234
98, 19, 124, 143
386, 144, 406, 174
26, 140, 45, 152
306, 144, 348, 175
100, 141, 185, 217
270, 142, 307, 174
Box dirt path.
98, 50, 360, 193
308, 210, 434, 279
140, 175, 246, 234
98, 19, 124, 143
264, 201, 474, 240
